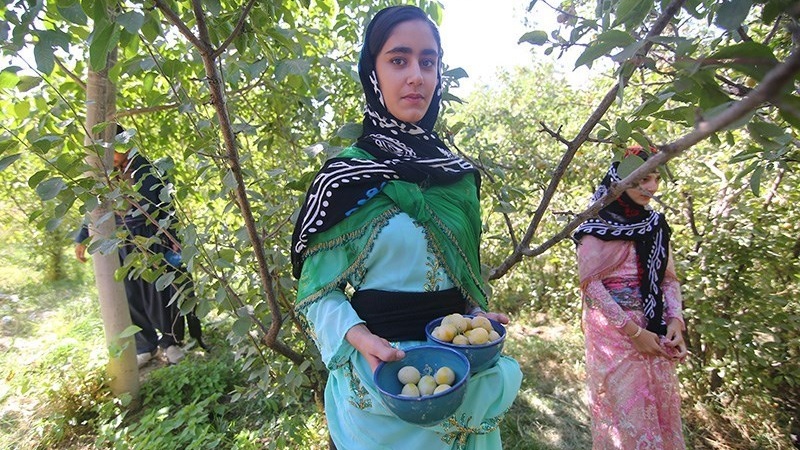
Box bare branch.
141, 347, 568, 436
152, 0, 209, 53
212, 0, 259, 59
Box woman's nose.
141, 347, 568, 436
407, 65, 423, 85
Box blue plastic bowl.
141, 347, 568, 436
373, 345, 470, 427
425, 315, 506, 373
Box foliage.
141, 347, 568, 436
1, 0, 799, 447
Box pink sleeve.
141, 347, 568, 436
585, 279, 630, 328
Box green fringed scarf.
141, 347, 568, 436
295, 147, 488, 314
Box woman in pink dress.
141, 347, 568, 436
573, 147, 688, 449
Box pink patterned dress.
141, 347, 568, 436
577, 235, 686, 449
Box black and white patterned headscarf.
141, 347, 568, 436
573, 153, 671, 335
291, 6, 477, 279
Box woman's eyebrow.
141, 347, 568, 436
384, 46, 439, 56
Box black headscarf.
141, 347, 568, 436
573, 150, 671, 335
290, 5, 477, 279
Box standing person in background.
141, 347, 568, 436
75, 125, 186, 367
573, 146, 688, 449
291, 5, 521, 449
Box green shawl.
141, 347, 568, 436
295, 147, 488, 313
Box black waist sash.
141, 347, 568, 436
350, 288, 467, 342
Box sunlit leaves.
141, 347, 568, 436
575, 30, 635, 69
519, 30, 548, 46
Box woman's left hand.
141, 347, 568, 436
663, 318, 688, 360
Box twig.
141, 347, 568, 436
211, 0, 259, 59
54, 56, 86, 90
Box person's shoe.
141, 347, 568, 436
136, 350, 157, 368
165, 345, 185, 364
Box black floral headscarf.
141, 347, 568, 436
573, 147, 671, 335
291, 5, 477, 279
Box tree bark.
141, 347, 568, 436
84, 47, 140, 403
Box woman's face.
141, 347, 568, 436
374, 19, 439, 123
625, 172, 660, 206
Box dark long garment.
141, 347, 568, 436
77, 154, 188, 354
118, 222, 184, 354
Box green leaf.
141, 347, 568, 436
777, 95, 800, 129
714, 0, 753, 31
336, 123, 362, 140
118, 325, 142, 339
232, 316, 251, 336
613, 0, 654, 30
57, 1, 88, 25
17, 75, 42, 92
518, 30, 548, 46
0, 69, 20, 88
574, 31, 635, 69
617, 154, 646, 179
443, 67, 469, 80
39, 30, 71, 52
218, 248, 236, 263
13, 100, 30, 120
32, 135, 62, 153
275, 59, 311, 82
90, 21, 115, 71
749, 165, 763, 196
33, 40, 55, 75
117, 11, 145, 34
202, 0, 223, 16
615, 118, 632, 141
141, 13, 160, 43
36, 177, 67, 201
0, 154, 21, 172
156, 271, 176, 291
28, 170, 50, 189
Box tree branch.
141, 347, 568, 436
489, 0, 689, 280
508, 47, 800, 264
211, 0, 259, 59
152, 0, 209, 53
54, 56, 86, 90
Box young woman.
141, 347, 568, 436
573, 147, 688, 449
291, 6, 522, 449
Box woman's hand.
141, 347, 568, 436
345, 324, 405, 372
663, 318, 688, 360
623, 321, 667, 357
474, 310, 509, 325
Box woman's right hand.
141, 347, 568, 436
345, 324, 405, 372
623, 321, 667, 357
631, 329, 669, 356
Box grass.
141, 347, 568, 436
1, 243, 797, 449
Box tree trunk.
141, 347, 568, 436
84, 47, 140, 403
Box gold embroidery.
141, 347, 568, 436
439, 413, 504, 450
344, 361, 372, 410
424, 254, 443, 292
295, 207, 399, 313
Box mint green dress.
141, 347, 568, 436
296, 149, 522, 450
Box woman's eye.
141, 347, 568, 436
390, 57, 406, 66
421, 59, 436, 68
